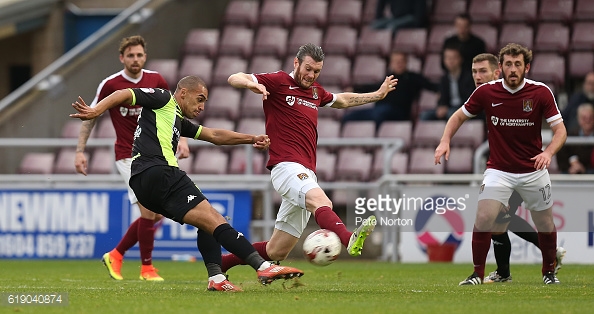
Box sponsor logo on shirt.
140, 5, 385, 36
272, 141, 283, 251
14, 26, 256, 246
286, 95, 295, 106
492, 116, 535, 127
119, 107, 142, 117
491, 116, 499, 126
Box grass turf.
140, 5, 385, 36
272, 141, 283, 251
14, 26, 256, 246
0, 260, 592, 314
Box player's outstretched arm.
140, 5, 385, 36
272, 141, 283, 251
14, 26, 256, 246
74, 118, 98, 175
70, 89, 133, 120
228, 72, 270, 100
435, 108, 470, 164
198, 127, 270, 150
331, 75, 398, 109
531, 118, 567, 170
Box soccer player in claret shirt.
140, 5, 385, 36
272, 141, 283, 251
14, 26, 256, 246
222, 43, 398, 272
74, 35, 190, 281
435, 43, 567, 285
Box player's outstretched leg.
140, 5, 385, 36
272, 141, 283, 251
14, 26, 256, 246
347, 215, 377, 256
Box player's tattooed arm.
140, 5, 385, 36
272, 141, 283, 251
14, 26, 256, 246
76, 118, 97, 153
331, 75, 398, 109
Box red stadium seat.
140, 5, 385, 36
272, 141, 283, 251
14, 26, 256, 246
53, 148, 78, 174
201, 117, 235, 132
539, 0, 574, 23
502, 0, 537, 24
377, 121, 413, 151
183, 29, 219, 58
427, 24, 455, 53
177, 153, 194, 173
96, 117, 116, 138
498, 24, 533, 49
212, 56, 248, 86
568, 52, 594, 78
574, 0, 594, 21
335, 148, 373, 181
240, 90, 265, 118
259, 0, 293, 28
203, 86, 241, 120
421, 54, 442, 84
146, 59, 178, 89
472, 24, 498, 54
178, 56, 213, 86
193, 148, 229, 174
236, 117, 266, 135
357, 27, 392, 58
228, 147, 265, 174
316, 55, 351, 88
223, 0, 259, 28
571, 22, 594, 51
317, 118, 341, 139
19, 152, 55, 174
407, 55, 422, 73
534, 23, 570, 53
393, 28, 428, 57
61, 120, 83, 138
362, 0, 378, 24
409, 147, 444, 174
322, 26, 358, 57
351, 55, 386, 85
432, 0, 468, 23
253, 26, 288, 58
412, 121, 447, 148
445, 147, 474, 173
294, 0, 328, 28
287, 26, 324, 56
341, 121, 376, 138
371, 150, 409, 179
529, 53, 565, 88
450, 119, 485, 149
468, 0, 502, 24
249, 56, 282, 75
218, 26, 253, 59
316, 149, 337, 182
417, 90, 440, 113
88, 148, 114, 174
328, 0, 362, 28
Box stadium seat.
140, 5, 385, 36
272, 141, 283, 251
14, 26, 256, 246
19, 152, 55, 174
468, 0, 502, 24
417, 90, 440, 113
568, 52, 594, 78
362, 0, 378, 24
193, 148, 229, 174
357, 27, 392, 58
88, 148, 114, 174
371, 150, 409, 179
53, 148, 78, 174
183, 29, 219, 58
316, 55, 351, 87
427, 24, 455, 53
240, 90, 265, 118
201, 117, 235, 133
178, 56, 213, 86
335, 148, 373, 181
574, 0, 594, 21
145, 59, 178, 89
287, 26, 324, 56
341, 121, 376, 138
393, 28, 428, 57
228, 147, 265, 174
253, 26, 288, 58
450, 119, 485, 149
502, 0, 537, 24
539, 0, 574, 23
60, 120, 82, 138
412, 121, 447, 148
421, 54, 442, 84
351, 55, 386, 85
218, 26, 253, 59
328, 0, 362, 28
317, 118, 341, 139
283, 55, 296, 72
212, 56, 248, 86
529, 54, 565, 88
571, 22, 594, 51
236, 117, 266, 135
407, 55, 422, 73
409, 147, 444, 174
177, 153, 194, 173
318, 102, 344, 123
96, 117, 116, 138
294, 0, 328, 28
202, 86, 241, 120
322, 26, 358, 57
249, 56, 282, 74
316, 149, 337, 182
445, 147, 474, 173
534, 23, 569, 53
432, 0, 467, 23
259, 0, 293, 28
498, 24, 533, 50
472, 24, 498, 53
377, 121, 412, 151
223, 0, 259, 28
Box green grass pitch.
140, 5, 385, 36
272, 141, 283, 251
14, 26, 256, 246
0, 260, 592, 314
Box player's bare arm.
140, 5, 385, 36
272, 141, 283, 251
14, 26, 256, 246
198, 127, 270, 150
331, 75, 398, 109
435, 108, 470, 164
530, 118, 567, 170
74, 118, 98, 175
70, 90, 133, 120
228, 72, 270, 99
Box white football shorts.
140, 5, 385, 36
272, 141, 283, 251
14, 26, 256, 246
478, 168, 553, 211
115, 158, 139, 204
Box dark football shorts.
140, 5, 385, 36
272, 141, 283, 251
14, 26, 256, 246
129, 165, 206, 223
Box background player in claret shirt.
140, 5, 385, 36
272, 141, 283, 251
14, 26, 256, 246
470, 53, 565, 283
223, 43, 398, 272
71, 76, 304, 292
435, 43, 567, 285
74, 35, 190, 281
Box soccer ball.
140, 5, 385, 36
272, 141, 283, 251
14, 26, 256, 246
302, 229, 341, 266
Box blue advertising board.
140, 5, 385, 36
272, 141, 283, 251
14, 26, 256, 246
0, 189, 252, 260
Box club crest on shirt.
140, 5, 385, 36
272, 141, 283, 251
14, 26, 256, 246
286, 95, 295, 106
491, 116, 499, 126
297, 173, 309, 180
312, 87, 318, 99
120, 107, 129, 116
523, 99, 533, 112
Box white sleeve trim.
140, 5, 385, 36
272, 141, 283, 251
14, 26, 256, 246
323, 93, 337, 107
461, 106, 476, 118
250, 73, 258, 84
547, 114, 563, 125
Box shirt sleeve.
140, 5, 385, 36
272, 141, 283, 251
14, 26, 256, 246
462, 85, 485, 117
541, 85, 562, 123
252, 71, 283, 91
181, 118, 202, 139
129, 88, 171, 109
320, 87, 337, 107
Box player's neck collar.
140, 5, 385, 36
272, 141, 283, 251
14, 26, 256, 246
502, 78, 526, 94
122, 69, 143, 84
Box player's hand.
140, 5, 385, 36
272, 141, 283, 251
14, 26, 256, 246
74, 151, 88, 176
70, 96, 99, 120
530, 151, 552, 170
176, 139, 190, 159
247, 82, 270, 100
377, 75, 398, 99
253, 134, 270, 150
434, 141, 450, 165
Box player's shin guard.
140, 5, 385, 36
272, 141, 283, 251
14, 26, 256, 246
314, 206, 352, 246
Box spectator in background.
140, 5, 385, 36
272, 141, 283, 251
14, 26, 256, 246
342, 51, 438, 128
371, 0, 427, 33
420, 45, 474, 121
562, 72, 594, 131
442, 14, 486, 72
557, 103, 594, 174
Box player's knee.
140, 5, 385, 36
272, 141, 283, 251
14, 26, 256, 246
305, 189, 332, 212
475, 211, 494, 230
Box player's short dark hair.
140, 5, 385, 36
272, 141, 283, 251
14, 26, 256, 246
456, 13, 472, 23
296, 43, 325, 64
176, 76, 207, 92
473, 53, 499, 71
498, 43, 533, 66
119, 35, 146, 55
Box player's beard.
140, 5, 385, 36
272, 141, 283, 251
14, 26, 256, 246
294, 68, 314, 89
503, 71, 525, 89
126, 62, 143, 75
